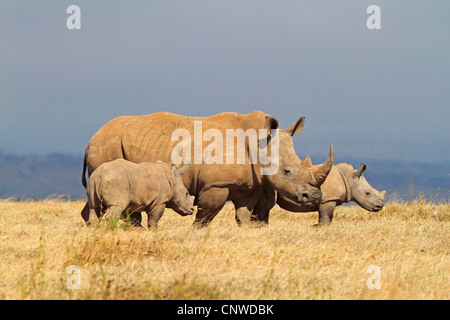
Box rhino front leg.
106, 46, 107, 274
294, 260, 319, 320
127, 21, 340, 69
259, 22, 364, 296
193, 187, 229, 228
317, 201, 337, 226
251, 185, 276, 224
147, 204, 166, 228
233, 189, 265, 226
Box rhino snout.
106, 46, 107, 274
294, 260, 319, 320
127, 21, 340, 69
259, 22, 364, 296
184, 207, 195, 216
372, 192, 386, 212
175, 205, 195, 216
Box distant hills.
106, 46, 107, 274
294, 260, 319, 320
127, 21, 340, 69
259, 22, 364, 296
0, 153, 448, 202
0, 153, 85, 200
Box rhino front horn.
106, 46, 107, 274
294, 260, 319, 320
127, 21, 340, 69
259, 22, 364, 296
313, 145, 334, 185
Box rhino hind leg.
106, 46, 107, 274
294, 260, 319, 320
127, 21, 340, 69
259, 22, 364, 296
103, 204, 127, 223
193, 187, 229, 228
85, 195, 102, 226
81, 201, 90, 222
127, 212, 143, 227
316, 201, 337, 226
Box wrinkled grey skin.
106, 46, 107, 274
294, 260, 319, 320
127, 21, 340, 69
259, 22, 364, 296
253, 163, 386, 226
83, 160, 194, 228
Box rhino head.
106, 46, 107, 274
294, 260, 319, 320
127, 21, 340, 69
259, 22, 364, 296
348, 164, 386, 212
167, 164, 195, 216
262, 116, 334, 204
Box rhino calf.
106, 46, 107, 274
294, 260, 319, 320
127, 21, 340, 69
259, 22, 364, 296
84, 159, 194, 227
257, 163, 386, 225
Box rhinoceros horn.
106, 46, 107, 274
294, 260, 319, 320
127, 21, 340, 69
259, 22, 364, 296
300, 155, 312, 167
313, 145, 334, 185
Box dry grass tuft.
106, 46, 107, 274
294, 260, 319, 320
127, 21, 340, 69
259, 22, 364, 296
0, 199, 448, 300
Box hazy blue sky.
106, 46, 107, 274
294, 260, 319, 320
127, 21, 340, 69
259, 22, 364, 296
1, 1, 449, 163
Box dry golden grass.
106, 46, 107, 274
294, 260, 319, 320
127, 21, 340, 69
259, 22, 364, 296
0, 199, 448, 300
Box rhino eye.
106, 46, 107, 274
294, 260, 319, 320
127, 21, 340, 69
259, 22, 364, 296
283, 169, 292, 175
365, 191, 371, 196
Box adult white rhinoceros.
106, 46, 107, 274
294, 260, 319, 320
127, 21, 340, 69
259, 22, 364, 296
81, 111, 333, 227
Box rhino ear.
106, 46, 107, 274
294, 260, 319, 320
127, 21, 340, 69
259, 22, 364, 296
264, 115, 279, 136
352, 163, 367, 179
285, 116, 305, 137
174, 164, 190, 176
301, 155, 312, 167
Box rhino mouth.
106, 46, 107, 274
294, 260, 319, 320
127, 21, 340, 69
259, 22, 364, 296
178, 208, 195, 216
296, 191, 322, 203
297, 194, 309, 203
372, 205, 383, 212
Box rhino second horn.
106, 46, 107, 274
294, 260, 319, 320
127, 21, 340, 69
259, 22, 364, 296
301, 156, 312, 167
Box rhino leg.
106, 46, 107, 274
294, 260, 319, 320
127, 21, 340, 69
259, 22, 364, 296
103, 204, 126, 223
81, 201, 90, 222
251, 185, 276, 224
86, 196, 102, 226
233, 189, 265, 226
147, 204, 166, 228
193, 187, 229, 228
317, 201, 337, 226
128, 212, 143, 227
86, 186, 103, 225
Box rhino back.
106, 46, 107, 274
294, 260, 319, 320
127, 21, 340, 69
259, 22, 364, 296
86, 111, 269, 196
89, 160, 133, 204
129, 162, 173, 207
90, 160, 172, 209
316, 165, 348, 204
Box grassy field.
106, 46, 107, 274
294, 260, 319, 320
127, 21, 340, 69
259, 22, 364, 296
0, 199, 448, 300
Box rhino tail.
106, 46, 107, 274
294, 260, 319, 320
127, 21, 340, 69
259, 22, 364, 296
81, 153, 88, 189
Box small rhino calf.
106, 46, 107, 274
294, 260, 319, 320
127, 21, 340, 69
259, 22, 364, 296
84, 159, 194, 228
